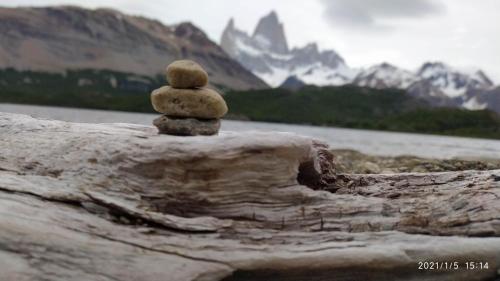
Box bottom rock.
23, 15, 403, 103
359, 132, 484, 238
153, 115, 220, 136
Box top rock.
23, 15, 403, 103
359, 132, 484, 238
166, 60, 208, 88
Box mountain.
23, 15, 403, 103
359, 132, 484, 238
279, 75, 306, 91
406, 80, 458, 108
252, 11, 288, 54
352, 63, 418, 90
221, 11, 499, 112
467, 86, 500, 112
220, 11, 355, 87
416, 62, 494, 99
405, 62, 494, 109
0, 6, 268, 90
354, 62, 495, 109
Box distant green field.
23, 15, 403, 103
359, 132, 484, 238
1, 68, 500, 139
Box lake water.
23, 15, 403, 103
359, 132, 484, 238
1, 103, 500, 160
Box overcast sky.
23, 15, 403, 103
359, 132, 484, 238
5, 0, 500, 82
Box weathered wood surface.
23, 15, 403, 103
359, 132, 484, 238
1, 112, 499, 281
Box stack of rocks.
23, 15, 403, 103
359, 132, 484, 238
150, 60, 228, 136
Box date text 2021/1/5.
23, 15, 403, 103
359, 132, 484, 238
418, 261, 489, 270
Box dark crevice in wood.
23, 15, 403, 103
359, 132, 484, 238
298, 143, 337, 190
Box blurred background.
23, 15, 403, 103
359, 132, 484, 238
1, 0, 500, 161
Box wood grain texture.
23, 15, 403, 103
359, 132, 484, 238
1, 112, 499, 281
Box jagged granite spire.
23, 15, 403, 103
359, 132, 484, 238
252, 11, 289, 54
218, 11, 351, 87
220, 18, 237, 57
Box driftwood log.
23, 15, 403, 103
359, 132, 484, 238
0, 112, 499, 281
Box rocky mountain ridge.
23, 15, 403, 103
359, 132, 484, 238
358, 62, 495, 109
220, 11, 356, 87
0, 6, 268, 90
220, 11, 499, 112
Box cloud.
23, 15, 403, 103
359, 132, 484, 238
321, 0, 445, 29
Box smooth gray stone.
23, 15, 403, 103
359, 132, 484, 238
153, 115, 220, 136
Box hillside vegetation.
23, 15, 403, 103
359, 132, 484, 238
224, 86, 500, 139
0, 68, 162, 112
1, 69, 500, 139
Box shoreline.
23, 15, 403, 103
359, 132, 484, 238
333, 149, 500, 174
1, 99, 500, 141
2, 102, 500, 160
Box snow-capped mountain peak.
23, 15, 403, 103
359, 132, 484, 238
474, 70, 494, 86
220, 11, 498, 113
220, 12, 352, 87
353, 63, 418, 89
251, 11, 288, 54
417, 62, 494, 98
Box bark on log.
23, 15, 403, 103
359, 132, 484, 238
1, 112, 499, 281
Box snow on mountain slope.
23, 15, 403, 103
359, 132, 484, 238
417, 62, 494, 99
356, 62, 496, 109
220, 11, 353, 87
465, 86, 500, 113
463, 97, 488, 110
352, 63, 418, 90
220, 11, 499, 112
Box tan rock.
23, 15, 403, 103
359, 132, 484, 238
151, 86, 228, 119
166, 60, 208, 88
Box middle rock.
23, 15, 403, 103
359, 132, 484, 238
151, 86, 228, 119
